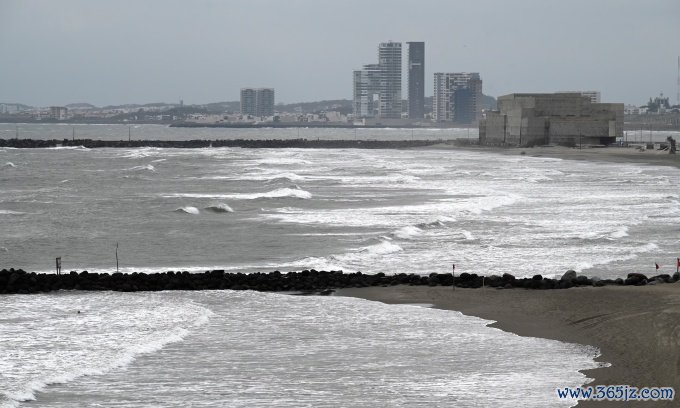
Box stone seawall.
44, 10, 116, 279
1, 269, 677, 294
0, 138, 449, 149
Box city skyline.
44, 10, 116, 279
1, 0, 678, 106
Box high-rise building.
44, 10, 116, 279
433, 73, 482, 124
407, 42, 425, 119
378, 41, 402, 119
353, 64, 381, 117
353, 42, 403, 119
240, 88, 275, 117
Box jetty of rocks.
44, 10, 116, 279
0, 138, 447, 149
0, 269, 677, 295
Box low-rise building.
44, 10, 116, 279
479, 93, 623, 146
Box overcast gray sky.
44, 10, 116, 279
1, 0, 678, 106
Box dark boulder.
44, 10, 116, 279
561, 270, 577, 281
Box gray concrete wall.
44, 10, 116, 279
480, 94, 624, 147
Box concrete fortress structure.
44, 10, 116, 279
407, 42, 425, 119
479, 93, 624, 147
353, 42, 403, 119
433, 72, 482, 124
240, 88, 275, 117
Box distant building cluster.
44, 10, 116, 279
240, 88, 275, 117
352, 41, 482, 125
480, 93, 624, 147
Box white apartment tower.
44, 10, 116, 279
378, 41, 402, 119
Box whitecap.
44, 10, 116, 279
204, 203, 234, 213
164, 187, 312, 200
46, 145, 90, 150
393, 225, 423, 239
609, 226, 629, 239
125, 164, 155, 172
460, 230, 475, 240
0, 210, 24, 215
2, 162, 16, 169
174, 206, 200, 215
359, 240, 403, 255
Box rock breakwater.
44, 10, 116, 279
0, 138, 446, 149
0, 269, 677, 295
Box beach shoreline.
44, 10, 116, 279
436, 144, 680, 169
338, 285, 680, 407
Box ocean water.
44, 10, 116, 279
0, 290, 599, 407
1, 125, 680, 278
2, 124, 679, 406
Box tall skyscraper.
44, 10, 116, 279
378, 41, 402, 119
407, 42, 425, 119
433, 73, 482, 124
240, 88, 275, 117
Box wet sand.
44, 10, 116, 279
339, 285, 680, 407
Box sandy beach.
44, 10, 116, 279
339, 284, 680, 407
468, 144, 680, 169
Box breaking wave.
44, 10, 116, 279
165, 188, 312, 200
204, 203, 234, 213
125, 164, 155, 173
174, 206, 200, 215
393, 225, 423, 239
359, 240, 403, 255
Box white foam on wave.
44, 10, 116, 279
174, 206, 200, 215
360, 240, 403, 255
2, 162, 16, 169
460, 230, 475, 240
609, 226, 629, 239
46, 146, 90, 151
120, 148, 163, 159
393, 225, 423, 239
0, 293, 212, 407
254, 157, 312, 166
125, 164, 155, 172
204, 203, 234, 213
0, 210, 25, 215
165, 187, 312, 200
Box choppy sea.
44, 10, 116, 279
2, 123, 679, 406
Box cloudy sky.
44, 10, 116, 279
1, 0, 678, 106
